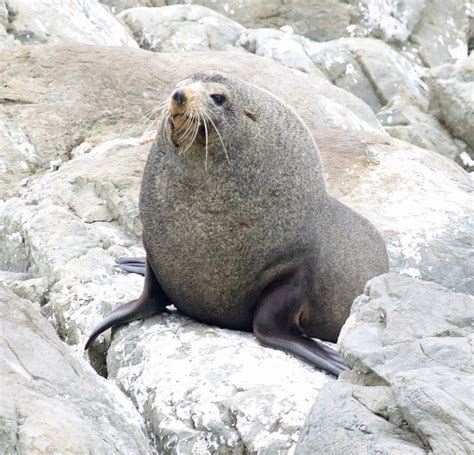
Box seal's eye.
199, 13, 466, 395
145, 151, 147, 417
210, 94, 226, 106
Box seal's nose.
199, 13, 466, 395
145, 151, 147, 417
172, 90, 187, 107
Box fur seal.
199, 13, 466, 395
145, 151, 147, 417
85, 72, 389, 376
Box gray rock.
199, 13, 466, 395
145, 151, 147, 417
238, 28, 327, 78
107, 308, 331, 454
239, 33, 430, 115
468, 1, 474, 53
118, 5, 244, 52
429, 54, 474, 153
352, 0, 469, 67
314, 129, 474, 295
408, 0, 469, 67
296, 382, 427, 454
353, 0, 427, 44
101, 0, 166, 14
307, 38, 429, 113
2, 0, 138, 47
167, 0, 355, 43
297, 273, 474, 454
0, 284, 153, 454
377, 96, 469, 165
0, 1, 16, 48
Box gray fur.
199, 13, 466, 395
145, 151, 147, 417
140, 72, 389, 341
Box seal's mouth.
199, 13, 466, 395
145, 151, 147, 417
169, 111, 204, 149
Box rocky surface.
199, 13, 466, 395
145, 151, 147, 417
0, 283, 153, 454
314, 129, 473, 295
118, 5, 244, 52
108, 310, 330, 454
429, 54, 474, 157
0, 0, 137, 48
0, 2, 472, 454
296, 273, 474, 454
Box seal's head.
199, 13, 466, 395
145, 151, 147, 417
165, 72, 257, 161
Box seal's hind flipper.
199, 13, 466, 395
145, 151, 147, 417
252, 267, 347, 377
115, 256, 146, 276
85, 260, 169, 350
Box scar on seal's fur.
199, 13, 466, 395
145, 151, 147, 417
85, 72, 389, 377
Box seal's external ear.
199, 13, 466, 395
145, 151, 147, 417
244, 109, 257, 121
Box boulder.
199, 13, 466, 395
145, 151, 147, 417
0, 1, 15, 48
0, 284, 154, 454
296, 382, 427, 454
352, 0, 469, 67
107, 309, 331, 454
406, 0, 469, 67
0, 0, 138, 47
429, 54, 474, 153
296, 273, 474, 454
377, 96, 469, 166
166, 0, 356, 43
238, 28, 327, 78
307, 38, 429, 113
314, 129, 473, 295
118, 5, 244, 52
101, 0, 166, 14
240, 34, 429, 114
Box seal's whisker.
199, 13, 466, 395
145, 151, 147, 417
129, 100, 169, 133
202, 111, 209, 170
157, 105, 171, 141
127, 100, 171, 138
177, 104, 197, 143
201, 108, 230, 166
181, 108, 200, 155
143, 103, 170, 138
177, 104, 196, 142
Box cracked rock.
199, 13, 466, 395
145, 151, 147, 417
296, 273, 474, 454
0, 284, 153, 454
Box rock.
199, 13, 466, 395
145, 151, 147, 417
167, 0, 355, 43
118, 5, 244, 52
306, 38, 429, 113
240, 33, 429, 114
296, 273, 474, 454
0, 138, 148, 365
1, 0, 138, 47
353, 0, 427, 44
314, 129, 473, 295
101, 0, 166, 15
429, 54, 474, 154
468, 2, 474, 53
107, 308, 331, 454
238, 28, 327, 78
352, 0, 469, 67
0, 284, 154, 454
0, 1, 16, 48
377, 96, 469, 166
0, 43, 381, 199
296, 382, 427, 454
407, 0, 469, 67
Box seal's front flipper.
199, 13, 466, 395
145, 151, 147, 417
115, 256, 146, 276
252, 268, 347, 377
85, 260, 169, 350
